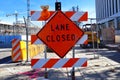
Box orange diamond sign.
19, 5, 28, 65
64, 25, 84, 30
37, 11, 84, 58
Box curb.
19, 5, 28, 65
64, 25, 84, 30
104, 44, 120, 52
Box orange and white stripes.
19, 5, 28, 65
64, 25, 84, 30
31, 58, 87, 69
76, 34, 88, 45
12, 39, 22, 62
30, 11, 88, 22
31, 35, 43, 44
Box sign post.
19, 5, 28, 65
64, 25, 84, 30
72, 47, 75, 80
44, 46, 48, 78
44, 21, 48, 79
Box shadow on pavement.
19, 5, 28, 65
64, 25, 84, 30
98, 49, 120, 63
2, 69, 45, 80
2, 67, 120, 80
0, 56, 12, 64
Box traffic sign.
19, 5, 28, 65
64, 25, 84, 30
37, 10, 84, 58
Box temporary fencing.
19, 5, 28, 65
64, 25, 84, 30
0, 35, 21, 48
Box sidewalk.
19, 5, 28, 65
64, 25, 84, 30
0, 48, 11, 60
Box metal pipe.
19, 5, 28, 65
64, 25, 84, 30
26, 0, 30, 62
44, 21, 48, 79
72, 47, 75, 80
96, 22, 100, 58
90, 19, 95, 58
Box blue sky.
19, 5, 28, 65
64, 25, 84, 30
0, 0, 95, 24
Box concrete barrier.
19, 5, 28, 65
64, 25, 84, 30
11, 39, 45, 62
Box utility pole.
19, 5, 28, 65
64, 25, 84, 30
26, 0, 30, 62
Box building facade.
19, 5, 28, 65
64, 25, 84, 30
95, 0, 120, 43
0, 21, 40, 35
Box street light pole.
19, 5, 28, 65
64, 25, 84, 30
26, 0, 30, 62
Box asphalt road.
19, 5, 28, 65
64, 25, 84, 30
0, 48, 12, 64
0, 56, 12, 64
0, 47, 120, 80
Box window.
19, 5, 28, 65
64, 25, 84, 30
112, 0, 114, 14
109, 0, 112, 16
108, 20, 114, 28
116, 0, 118, 13
101, 23, 106, 29
117, 17, 120, 30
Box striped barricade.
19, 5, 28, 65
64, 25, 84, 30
12, 39, 22, 62
31, 58, 87, 69
31, 35, 43, 44
31, 11, 88, 22
76, 34, 88, 45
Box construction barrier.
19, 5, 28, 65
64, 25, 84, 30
19, 41, 31, 61
20, 41, 27, 61
76, 34, 88, 45
31, 58, 87, 69
11, 39, 22, 62
28, 44, 45, 59
20, 41, 45, 61
31, 11, 88, 21
11, 39, 45, 62
31, 35, 43, 44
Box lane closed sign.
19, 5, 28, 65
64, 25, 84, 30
37, 11, 84, 58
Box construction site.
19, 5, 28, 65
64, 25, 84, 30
0, 0, 120, 80
0, 21, 40, 35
